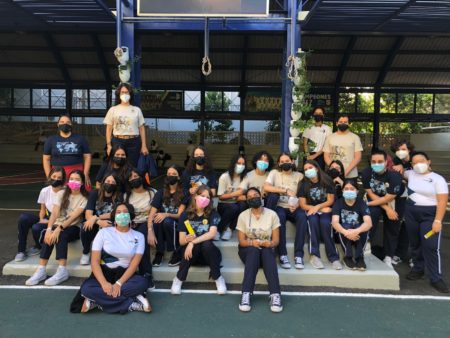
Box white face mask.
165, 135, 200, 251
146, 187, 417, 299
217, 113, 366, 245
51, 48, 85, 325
413, 163, 429, 174
396, 150, 409, 160
235, 164, 245, 175
120, 94, 130, 103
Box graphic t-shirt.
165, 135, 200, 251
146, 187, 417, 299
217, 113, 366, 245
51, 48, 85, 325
361, 167, 404, 200
53, 190, 87, 226
303, 124, 332, 153
92, 227, 145, 269
266, 169, 303, 208
239, 170, 269, 197
181, 169, 217, 196
86, 190, 114, 217
298, 182, 334, 206
178, 211, 220, 237
236, 208, 280, 241
404, 170, 449, 206
332, 197, 370, 230
151, 189, 189, 214
103, 104, 145, 136
323, 132, 363, 178
37, 185, 62, 214
127, 190, 154, 223
217, 173, 243, 203
43, 134, 91, 166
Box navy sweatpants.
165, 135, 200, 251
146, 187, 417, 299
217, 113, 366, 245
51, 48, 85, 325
133, 222, 153, 281
307, 212, 339, 262
17, 213, 46, 253
338, 231, 369, 259
217, 202, 246, 232
80, 223, 100, 255
239, 246, 280, 294
369, 204, 401, 258
405, 203, 443, 283
395, 197, 410, 260
153, 217, 179, 253
40, 225, 80, 260
275, 207, 308, 258
177, 240, 222, 281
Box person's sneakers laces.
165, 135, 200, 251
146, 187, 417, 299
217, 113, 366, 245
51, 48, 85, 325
355, 257, 366, 271
279, 255, 291, 269
215, 275, 227, 295
221, 228, 232, 241
430, 280, 449, 293
383, 256, 393, 268
332, 260, 343, 270
152, 252, 163, 267
44, 266, 69, 286
239, 292, 251, 312
213, 232, 221, 241
25, 266, 47, 286
27, 247, 41, 256
310, 255, 324, 269
80, 253, 90, 265
81, 298, 98, 313
15, 252, 26, 262
168, 251, 181, 267
269, 293, 283, 313
294, 257, 304, 269
129, 295, 151, 312
171, 276, 183, 295
392, 256, 402, 265
343, 257, 356, 270
406, 270, 425, 281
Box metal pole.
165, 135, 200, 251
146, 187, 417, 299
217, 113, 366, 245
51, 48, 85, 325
116, 0, 122, 48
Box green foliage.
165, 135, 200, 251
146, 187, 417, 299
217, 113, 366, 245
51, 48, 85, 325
192, 92, 234, 132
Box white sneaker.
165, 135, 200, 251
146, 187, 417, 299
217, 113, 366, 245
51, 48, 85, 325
221, 228, 232, 241
27, 247, 41, 256
129, 295, 151, 313
44, 266, 69, 286
409, 258, 414, 268
15, 252, 27, 262
279, 255, 292, 269
215, 275, 227, 295
135, 294, 151, 312
392, 256, 402, 265
332, 260, 343, 270
81, 298, 98, 313
269, 293, 283, 313
239, 292, 251, 312
384, 256, 393, 268
213, 232, 221, 241
25, 266, 47, 286
310, 255, 324, 269
80, 254, 90, 265
170, 277, 183, 295
294, 257, 304, 269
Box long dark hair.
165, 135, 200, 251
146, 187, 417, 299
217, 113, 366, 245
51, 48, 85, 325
61, 170, 89, 210
47, 166, 66, 185
163, 165, 184, 209
252, 150, 274, 171
226, 154, 247, 181
125, 168, 154, 203
110, 202, 135, 227
97, 174, 122, 206
277, 152, 297, 172
115, 82, 134, 105
302, 160, 333, 204
186, 185, 213, 220
105, 145, 132, 184
185, 145, 214, 174
329, 160, 345, 179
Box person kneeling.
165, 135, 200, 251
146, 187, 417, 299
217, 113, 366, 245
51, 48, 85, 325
237, 187, 283, 313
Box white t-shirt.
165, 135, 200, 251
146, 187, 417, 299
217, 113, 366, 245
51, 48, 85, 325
217, 172, 242, 203
236, 208, 280, 241
266, 169, 303, 208
37, 185, 62, 213
323, 132, 363, 178
404, 170, 448, 206
303, 124, 332, 153
53, 190, 88, 226
239, 170, 269, 197
128, 190, 154, 223
92, 227, 145, 269
103, 104, 145, 136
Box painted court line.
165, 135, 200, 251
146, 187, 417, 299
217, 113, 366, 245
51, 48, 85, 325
0, 171, 42, 178
0, 208, 39, 212
0, 285, 449, 301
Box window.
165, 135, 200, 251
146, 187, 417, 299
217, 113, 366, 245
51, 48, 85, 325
13, 89, 30, 108
51, 89, 66, 109
339, 93, 356, 113
415, 94, 433, 114
72, 89, 89, 109
205, 91, 223, 111
357, 92, 374, 113
224, 92, 240, 112
380, 93, 396, 113
32, 89, 49, 109
90, 90, 107, 109
434, 94, 450, 114
184, 91, 200, 111
397, 94, 414, 114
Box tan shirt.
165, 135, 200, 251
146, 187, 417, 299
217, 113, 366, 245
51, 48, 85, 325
239, 170, 269, 197
54, 190, 87, 226
266, 169, 303, 208
217, 173, 242, 204
323, 132, 363, 178
128, 190, 154, 224
104, 104, 145, 136
236, 208, 280, 241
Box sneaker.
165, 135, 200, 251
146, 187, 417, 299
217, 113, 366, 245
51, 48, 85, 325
310, 255, 324, 269
392, 256, 402, 265
430, 280, 449, 293
406, 270, 425, 281
81, 298, 98, 313
14, 252, 26, 262
269, 293, 283, 313
80, 254, 90, 265
383, 256, 393, 268
294, 257, 304, 269
332, 260, 343, 270
171, 277, 183, 295
168, 252, 181, 267
147, 277, 156, 292
27, 247, 41, 256
221, 228, 232, 241
409, 258, 414, 268
25, 266, 47, 286
129, 295, 151, 312
44, 266, 69, 286
213, 232, 221, 241
279, 255, 291, 269
239, 292, 251, 312
355, 257, 366, 271
152, 252, 163, 267
215, 275, 227, 295
343, 257, 356, 270
136, 294, 152, 312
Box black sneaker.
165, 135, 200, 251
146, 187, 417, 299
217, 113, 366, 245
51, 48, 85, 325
239, 292, 251, 312
355, 257, 366, 271
168, 252, 181, 267
406, 270, 425, 281
343, 257, 356, 270
152, 252, 163, 267
431, 280, 449, 293
147, 275, 156, 291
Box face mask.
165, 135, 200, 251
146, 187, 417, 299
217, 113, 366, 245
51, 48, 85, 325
371, 163, 385, 173
343, 190, 357, 200
112, 156, 126, 166
314, 115, 324, 123
235, 164, 245, 175
256, 160, 269, 171
337, 123, 349, 132
247, 197, 262, 209
49, 179, 63, 188
67, 180, 82, 190
58, 124, 72, 134
194, 156, 206, 165
115, 212, 130, 227
305, 168, 318, 179
327, 168, 340, 179
413, 163, 429, 174
129, 177, 143, 189
195, 195, 210, 209
396, 150, 409, 160
280, 163, 292, 172
165, 176, 179, 185
120, 94, 130, 103
103, 183, 117, 194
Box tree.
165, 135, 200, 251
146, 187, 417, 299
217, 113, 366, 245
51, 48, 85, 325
192, 92, 235, 133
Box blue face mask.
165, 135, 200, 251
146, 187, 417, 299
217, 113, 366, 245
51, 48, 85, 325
343, 190, 357, 200
256, 160, 269, 172
115, 212, 131, 227
304, 168, 318, 179
371, 163, 385, 173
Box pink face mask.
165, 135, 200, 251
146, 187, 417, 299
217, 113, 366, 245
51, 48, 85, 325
67, 180, 82, 190
195, 195, 210, 209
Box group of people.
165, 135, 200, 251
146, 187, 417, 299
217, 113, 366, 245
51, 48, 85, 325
13, 90, 448, 315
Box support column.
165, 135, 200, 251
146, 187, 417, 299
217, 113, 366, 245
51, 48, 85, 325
373, 89, 381, 150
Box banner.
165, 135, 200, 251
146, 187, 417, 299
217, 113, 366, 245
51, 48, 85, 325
140, 91, 183, 112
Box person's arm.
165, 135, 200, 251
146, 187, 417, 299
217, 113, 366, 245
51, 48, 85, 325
366, 190, 396, 206
433, 193, 448, 233
38, 203, 49, 224
192, 226, 218, 244
115, 253, 143, 286
344, 151, 361, 177
91, 250, 110, 292
43, 155, 51, 178
83, 153, 92, 186
139, 125, 148, 155
105, 124, 113, 155
303, 137, 309, 154
60, 207, 85, 229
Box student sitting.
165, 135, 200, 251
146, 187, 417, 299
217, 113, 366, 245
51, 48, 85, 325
327, 160, 345, 199
95, 145, 132, 193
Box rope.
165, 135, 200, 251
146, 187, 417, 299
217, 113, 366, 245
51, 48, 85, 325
286, 54, 297, 81
202, 56, 212, 76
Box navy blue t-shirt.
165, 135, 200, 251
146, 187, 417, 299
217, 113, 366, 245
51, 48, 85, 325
361, 167, 404, 200
393, 156, 412, 171
332, 197, 370, 230
95, 162, 129, 193
181, 169, 218, 196
151, 189, 189, 214
44, 134, 90, 166
298, 182, 335, 206
86, 190, 114, 218
177, 211, 220, 237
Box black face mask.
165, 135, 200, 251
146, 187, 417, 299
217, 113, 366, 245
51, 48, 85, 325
129, 177, 143, 189
327, 168, 340, 179
49, 179, 63, 188
247, 197, 262, 209
165, 176, 179, 186
103, 183, 117, 194
280, 163, 292, 172
194, 156, 206, 165
58, 124, 72, 134
337, 123, 349, 132
314, 115, 324, 123
112, 156, 126, 166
